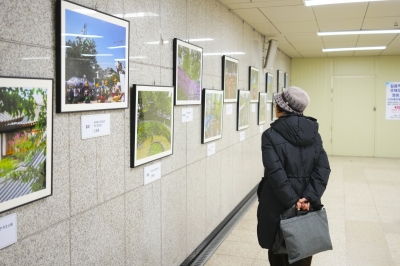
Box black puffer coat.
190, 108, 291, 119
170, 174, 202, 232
257, 114, 331, 249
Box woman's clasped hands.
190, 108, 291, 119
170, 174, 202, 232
296, 198, 310, 211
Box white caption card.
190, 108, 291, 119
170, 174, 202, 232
267, 103, 271, 111
251, 104, 256, 113
81, 114, 111, 140
240, 131, 246, 141
144, 162, 161, 185
207, 142, 216, 157
260, 125, 264, 133
0, 213, 17, 250
226, 104, 233, 115
182, 108, 193, 123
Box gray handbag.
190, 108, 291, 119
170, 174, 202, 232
274, 205, 333, 264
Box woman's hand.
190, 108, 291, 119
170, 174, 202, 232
296, 198, 310, 211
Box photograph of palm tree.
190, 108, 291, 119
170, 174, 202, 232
237, 90, 250, 131
222, 56, 239, 103
58, 0, 129, 112
0, 77, 52, 213
131, 85, 174, 167
202, 89, 223, 143
173, 39, 203, 105
249, 66, 259, 103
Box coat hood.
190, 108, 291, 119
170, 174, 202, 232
271, 114, 318, 146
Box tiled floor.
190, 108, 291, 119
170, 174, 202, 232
205, 156, 400, 266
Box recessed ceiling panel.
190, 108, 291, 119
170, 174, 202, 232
366, 1, 400, 18
292, 42, 325, 51
362, 17, 400, 30
326, 51, 354, 57
317, 19, 363, 32
252, 22, 281, 35
324, 42, 359, 48
313, 3, 368, 20
220, 0, 251, 4
298, 50, 328, 58
322, 35, 359, 43
353, 50, 384, 56
285, 34, 324, 44
234, 8, 271, 24
226, 0, 303, 9
274, 21, 318, 34
259, 6, 315, 23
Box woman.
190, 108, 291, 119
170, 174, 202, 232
257, 86, 331, 266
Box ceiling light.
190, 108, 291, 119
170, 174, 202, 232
203, 52, 245, 56
184, 38, 214, 42
322, 46, 386, 52
304, 0, 386, 6
318, 29, 400, 36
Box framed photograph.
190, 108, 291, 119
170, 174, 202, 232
202, 89, 223, 143
249, 66, 259, 103
284, 72, 289, 89
222, 56, 239, 103
277, 70, 284, 93
0, 77, 53, 213
173, 38, 203, 105
237, 90, 250, 131
56, 0, 130, 113
258, 93, 267, 125
266, 72, 273, 93
130, 85, 174, 167
271, 93, 277, 121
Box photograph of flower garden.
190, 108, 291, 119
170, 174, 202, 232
249, 67, 259, 103
174, 39, 202, 105
238, 90, 250, 130
0, 78, 52, 212
132, 86, 174, 167
202, 90, 223, 143
258, 92, 267, 125
223, 56, 238, 103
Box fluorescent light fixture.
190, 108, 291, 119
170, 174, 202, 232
203, 52, 245, 56
114, 12, 159, 18
63, 33, 103, 38
130, 56, 147, 59
304, 0, 385, 6
146, 41, 169, 45
21, 57, 50, 60
318, 29, 400, 36
81, 54, 113, 56
322, 46, 386, 52
184, 38, 214, 42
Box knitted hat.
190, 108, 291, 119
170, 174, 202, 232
274, 86, 310, 114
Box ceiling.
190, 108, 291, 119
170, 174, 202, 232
219, 0, 400, 58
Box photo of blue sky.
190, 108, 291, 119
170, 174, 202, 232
65, 9, 127, 70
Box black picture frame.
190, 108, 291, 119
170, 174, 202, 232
249, 66, 259, 103
237, 90, 250, 131
173, 38, 203, 105
56, 0, 130, 113
258, 92, 267, 125
222, 56, 239, 103
201, 89, 223, 143
0, 77, 53, 213
130, 85, 174, 167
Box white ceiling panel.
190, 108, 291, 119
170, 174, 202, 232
274, 21, 318, 34
362, 17, 400, 30
353, 49, 385, 56
221, 0, 251, 4
366, 1, 400, 18
282, 49, 303, 58
313, 3, 368, 20
285, 34, 323, 44
226, 0, 302, 9
292, 42, 325, 51
298, 50, 328, 58
265, 36, 289, 44
252, 22, 281, 35
318, 19, 364, 32
234, 8, 271, 24
322, 35, 359, 43
324, 42, 360, 48
259, 6, 315, 23
326, 51, 355, 57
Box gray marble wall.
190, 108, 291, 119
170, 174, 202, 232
0, 0, 290, 265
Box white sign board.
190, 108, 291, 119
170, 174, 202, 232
251, 104, 256, 113
240, 131, 245, 142
386, 82, 400, 120
81, 114, 111, 139
144, 162, 161, 185
182, 108, 193, 123
0, 213, 17, 250
207, 142, 216, 157
226, 104, 233, 115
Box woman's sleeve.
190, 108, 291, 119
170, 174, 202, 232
262, 132, 299, 208
302, 145, 331, 205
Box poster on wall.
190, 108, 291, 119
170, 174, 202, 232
249, 67, 259, 103
386, 82, 400, 120
202, 89, 223, 143
222, 56, 239, 103
56, 0, 130, 113
173, 38, 203, 105
237, 90, 250, 130
130, 85, 174, 167
0, 77, 53, 213
258, 93, 267, 125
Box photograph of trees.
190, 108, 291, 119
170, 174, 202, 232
249, 67, 259, 103
174, 39, 202, 105
131, 86, 174, 167
223, 56, 238, 103
0, 77, 52, 213
237, 90, 250, 130
202, 89, 223, 143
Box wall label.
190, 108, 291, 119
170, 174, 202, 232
226, 104, 233, 115
207, 142, 216, 157
251, 104, 256, 113
0, 213, 17, 250
240, 131, 245, 141
260, 125, 264, 133
182, 108, 193, 123
144, 162, 161, 185
81, 114, 111, 139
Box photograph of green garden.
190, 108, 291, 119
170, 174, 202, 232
237, 90, 250, 131
222, 56, 238, 103
202, 89, 223, 143
0, 77, 53, 213
131, 85, 174, 167
173, 39, 203, 105
258, 92, 267, 125
249, 66, 259, 103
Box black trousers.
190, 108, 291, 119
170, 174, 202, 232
268, 250, 312, 266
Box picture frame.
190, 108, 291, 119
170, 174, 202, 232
237, 90, 250, 131
277, 70, 284, 93
222, 56, 239, 103
56, 0, 130, 113
0, 77, 53, 213
266, 72, 273, 93
249, 66, 259, 103
201, 89, 223, 143
258, 92, 267, 125
284, 72, 289, 89
173, 38, 203, 105
271, 93, 277, 121
130, 85, 174, 167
